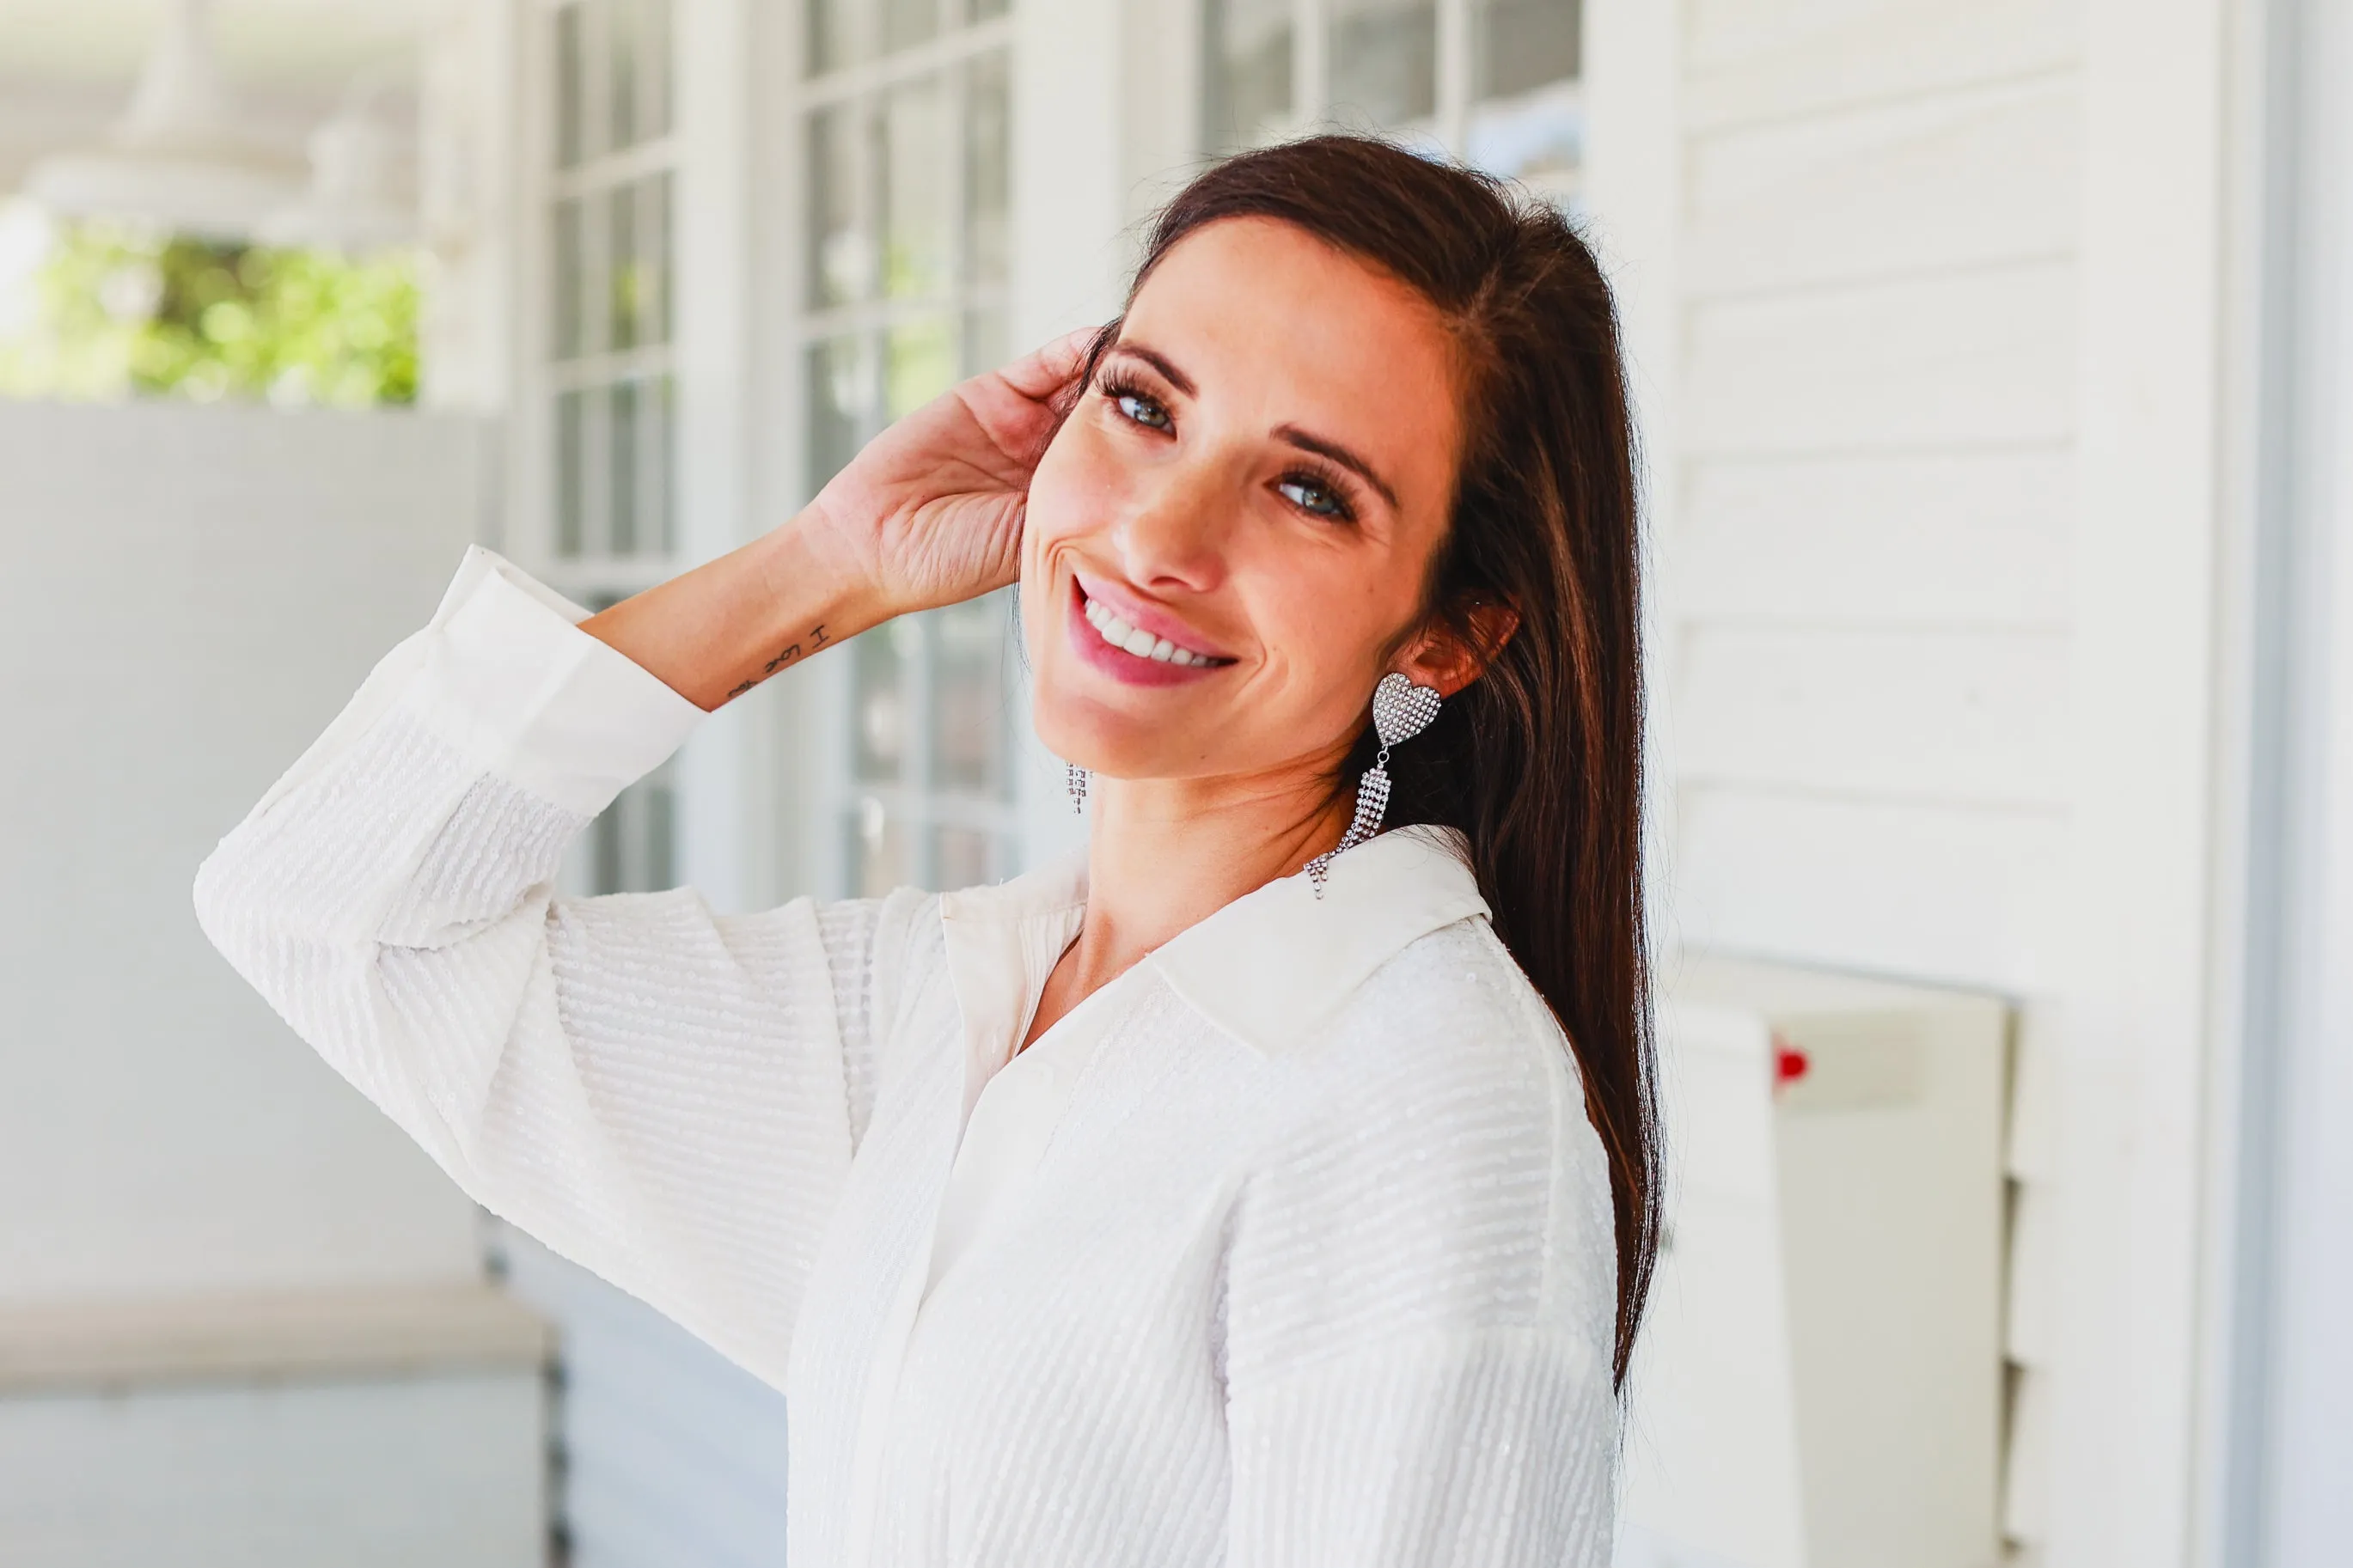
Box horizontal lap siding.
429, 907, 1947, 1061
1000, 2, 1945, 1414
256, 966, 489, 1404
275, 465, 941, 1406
1678, 625, 2071, 807
1684, 262, 2078, 455
1674, 787, 2069, 994
1671, 0, 2083, 994
1678, 448, 2073, 625
1684, 0, 2081, 130
1665, 3, 2083, 1549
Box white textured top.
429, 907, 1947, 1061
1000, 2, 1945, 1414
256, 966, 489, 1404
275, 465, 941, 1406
193, 546, 1623, 1567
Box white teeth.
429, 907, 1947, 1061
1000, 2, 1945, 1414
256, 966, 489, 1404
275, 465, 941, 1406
1081, 594, 1218, 668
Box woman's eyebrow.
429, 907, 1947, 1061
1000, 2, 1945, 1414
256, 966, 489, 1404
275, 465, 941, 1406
1274, 424, 1402, 512
1106, 342, 1196, 397
1111, 339, 1402, 511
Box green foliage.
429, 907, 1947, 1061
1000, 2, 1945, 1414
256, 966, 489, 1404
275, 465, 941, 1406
0, 222, 419, 407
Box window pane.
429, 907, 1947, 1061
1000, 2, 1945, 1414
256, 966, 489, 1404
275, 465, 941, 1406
1466, 93, 1582, 192
807, 333, 872, 490
556, 3, 587, 167
846, 797, 908, 898
645, 374, 676, 554
609, 379, 639, 553
1475, 0, 1580, 102
592, 796, 625, 892
595, 766, 677, 894
619, 0, 673, 142
881, 77, 950, 300
599, 172, 669, 351
556, 388, 587, 556
963, 52, 1011, 289
963, 307, 1009, 378
553, 198, 585, 357
932, 593, 1009, 797
608, 181, 639, 351
853, 619, 914, 783
932, 826, 999, 891
883, 0, 938, 56
645, 169, 673, 345
1204, 0, 1293, 152
1329, 0, 1436, 127
609, 0, 639, 149
808, 103, 866, 308
886, 314, 957, 419
808, 0, 862, 76
643, 772, 676, 888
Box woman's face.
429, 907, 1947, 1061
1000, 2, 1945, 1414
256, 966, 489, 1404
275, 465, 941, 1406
1021, 216, 1468, 787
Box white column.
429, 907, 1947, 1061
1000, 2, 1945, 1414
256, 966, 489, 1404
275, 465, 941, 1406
1578, 0, 1684, 958
1011, 0, 1129, 871
671, 0, 758, 912
2254, 0, 2353, 1555
2051, 1, 2234, 1564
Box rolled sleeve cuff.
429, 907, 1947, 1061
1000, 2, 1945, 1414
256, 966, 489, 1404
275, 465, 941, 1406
398, 546, 707, 816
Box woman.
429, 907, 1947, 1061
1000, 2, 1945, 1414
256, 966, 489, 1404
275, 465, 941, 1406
195, 136, 1656, 1566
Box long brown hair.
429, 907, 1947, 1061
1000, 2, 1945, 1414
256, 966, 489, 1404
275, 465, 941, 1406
1085, 136, 1659, 1388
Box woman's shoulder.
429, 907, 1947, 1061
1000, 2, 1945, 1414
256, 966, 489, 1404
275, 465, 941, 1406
1323, 913, 1577, 1093
1253, 914, 1592, 1179
1236, 915, 1620, 1345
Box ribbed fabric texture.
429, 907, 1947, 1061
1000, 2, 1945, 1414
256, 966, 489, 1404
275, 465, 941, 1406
192, 552, 1623, 1567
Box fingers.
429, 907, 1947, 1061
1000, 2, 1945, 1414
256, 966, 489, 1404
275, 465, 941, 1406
993, 324, 1108, 403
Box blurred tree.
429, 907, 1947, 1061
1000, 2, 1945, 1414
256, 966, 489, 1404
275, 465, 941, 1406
0, 220, 418, 407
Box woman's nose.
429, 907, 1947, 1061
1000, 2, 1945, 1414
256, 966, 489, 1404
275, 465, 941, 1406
1109, 460, 1231, 595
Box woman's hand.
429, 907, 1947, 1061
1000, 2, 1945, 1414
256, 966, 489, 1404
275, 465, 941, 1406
801, 329, 1097, 619
578, 331, 1097, 711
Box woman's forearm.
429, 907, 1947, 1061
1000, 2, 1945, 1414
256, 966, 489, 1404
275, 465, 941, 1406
578, 511, 889, 712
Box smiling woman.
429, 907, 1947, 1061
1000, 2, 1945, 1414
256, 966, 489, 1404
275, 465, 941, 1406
193, 134, 1652, 1566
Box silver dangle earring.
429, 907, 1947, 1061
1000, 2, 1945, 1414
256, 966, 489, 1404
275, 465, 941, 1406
1305, 671, 1444, 898
1066, 761, 1089, 815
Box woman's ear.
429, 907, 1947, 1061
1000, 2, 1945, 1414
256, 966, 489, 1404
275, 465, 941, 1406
1396, 598, 1520, 699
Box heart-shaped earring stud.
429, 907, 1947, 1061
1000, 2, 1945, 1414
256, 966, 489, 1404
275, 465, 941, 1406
1305, 672, 1445, 897
1372, 671, 1444, 749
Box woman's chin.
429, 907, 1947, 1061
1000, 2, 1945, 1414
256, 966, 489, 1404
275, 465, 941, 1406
1031, 685, 1195, 782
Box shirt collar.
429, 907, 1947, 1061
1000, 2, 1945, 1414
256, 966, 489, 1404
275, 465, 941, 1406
937, 823, 1488, 1071
1149, 823, 1489, 1054
938, 852, 1089, 1117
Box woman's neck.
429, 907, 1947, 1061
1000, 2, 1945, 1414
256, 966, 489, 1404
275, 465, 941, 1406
1021, 757, 1354, 1049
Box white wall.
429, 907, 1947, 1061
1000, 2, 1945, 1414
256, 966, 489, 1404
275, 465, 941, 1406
1585, 2, 2246, 1563
0, 1370, 545, 1568
0, 399, 493, 1302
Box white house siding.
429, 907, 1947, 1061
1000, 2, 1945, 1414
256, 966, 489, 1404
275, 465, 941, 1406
0, 399, 545, 1563
0, 400, 496, 1304
1622, 1, 2091, 1556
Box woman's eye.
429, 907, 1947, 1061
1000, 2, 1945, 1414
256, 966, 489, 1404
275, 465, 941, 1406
1278, 476, 1348, 519
1115, 392, 1171, 430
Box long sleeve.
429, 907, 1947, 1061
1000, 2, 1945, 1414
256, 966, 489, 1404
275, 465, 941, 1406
193, 546, 880, 1385
1220, 985, 1622, 1567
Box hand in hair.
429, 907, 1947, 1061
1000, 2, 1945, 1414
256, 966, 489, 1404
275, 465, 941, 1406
573, 328, 1092, 711
802, 326, 1097, 619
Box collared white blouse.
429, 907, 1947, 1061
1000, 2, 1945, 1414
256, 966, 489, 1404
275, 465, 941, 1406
193, 547, 1623, 1567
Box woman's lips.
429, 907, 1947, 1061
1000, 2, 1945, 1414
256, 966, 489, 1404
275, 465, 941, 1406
1066, 581, 1234, 688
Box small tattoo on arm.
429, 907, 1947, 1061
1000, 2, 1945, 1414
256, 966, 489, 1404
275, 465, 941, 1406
729, 624, 833, 701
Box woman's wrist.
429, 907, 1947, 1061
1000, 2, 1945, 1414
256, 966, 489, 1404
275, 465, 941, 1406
579, 509, 895, 712
725, 516, 895, 695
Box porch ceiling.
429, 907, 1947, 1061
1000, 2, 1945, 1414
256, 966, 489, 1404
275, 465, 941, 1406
0, 0, 426, 93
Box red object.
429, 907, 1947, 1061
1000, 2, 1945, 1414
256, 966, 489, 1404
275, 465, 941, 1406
1774, 1036, 1810, 1089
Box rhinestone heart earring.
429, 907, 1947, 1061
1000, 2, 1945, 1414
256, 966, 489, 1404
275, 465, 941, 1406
1305, 671, 1444, 897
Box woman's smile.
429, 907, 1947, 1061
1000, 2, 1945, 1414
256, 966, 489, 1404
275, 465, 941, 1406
1066, 571, 1238, 687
